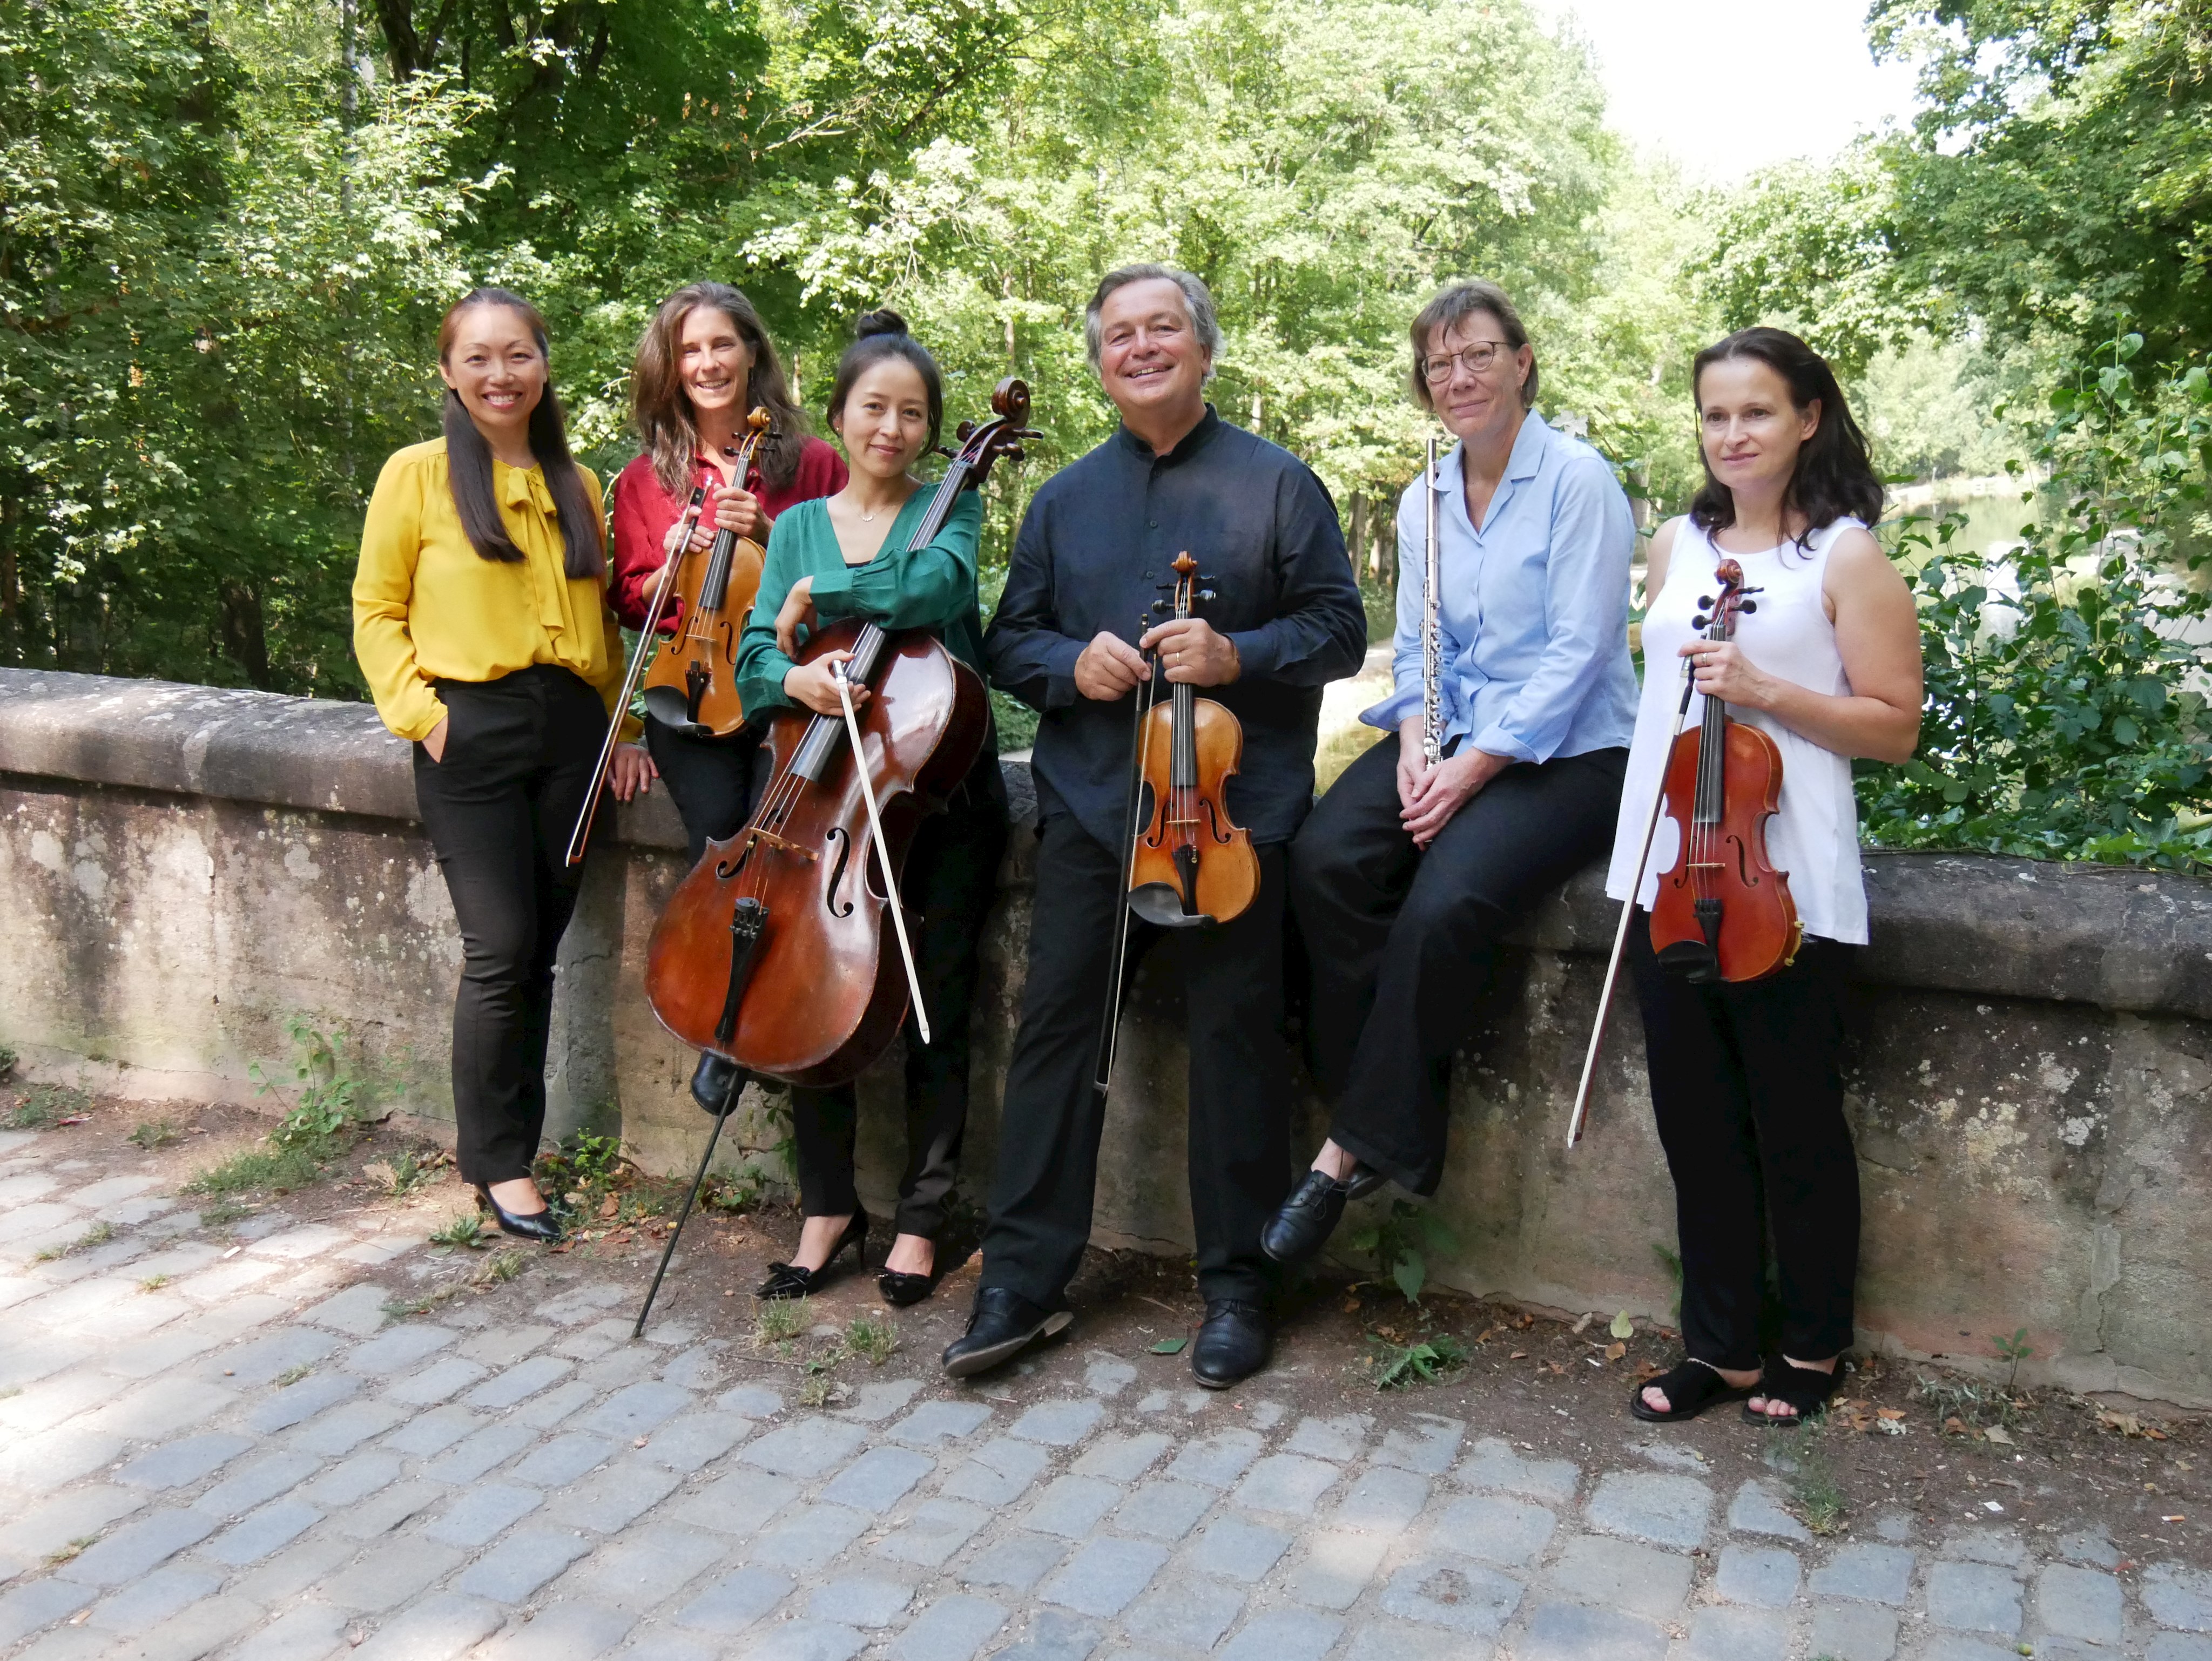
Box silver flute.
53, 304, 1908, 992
1421, 434, 1444, 767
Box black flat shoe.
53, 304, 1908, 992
1191, 1298, 1271, 1389
757, 1212, 868, 1300
691, 1052, 745, 1117
1259, 1163, 1386, 1267
878, 1263, 943, 1308
1743, 1355, 1845, 1426
1629, 1359, 1754, 1423
940, 1287, 1071, 1379
477, 1186, 563, 1245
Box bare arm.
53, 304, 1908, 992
1673, 525, 1923, 764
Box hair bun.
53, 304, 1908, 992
854, 308, 908, 341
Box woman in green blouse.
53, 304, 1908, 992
734, 309, 1009, 1307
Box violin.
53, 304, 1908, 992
1127, 552, 1258, 928
1567, 557, 1800, 1146
1092, 550, 1258, 1098
643, 379, 1037, 1087
1648, 557, 1800, 983
641, 407, 772, 737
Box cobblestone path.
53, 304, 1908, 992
1, 1130, 2208, 1661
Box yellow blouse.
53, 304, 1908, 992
352, 438, 629, 743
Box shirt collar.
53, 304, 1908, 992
1437, 409, 1551, 510
1115, 403, 1223, 467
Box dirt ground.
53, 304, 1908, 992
7, 1081, 2207, 1575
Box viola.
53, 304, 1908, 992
642, 379, 1037, 1086
640, 406, 772, 737
1647, 557, 1801, 983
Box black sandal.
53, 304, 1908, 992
1742, 1356, 1843, 1425
1629, 1359, 1754, 1423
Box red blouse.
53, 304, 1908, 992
608, 435, 848, 632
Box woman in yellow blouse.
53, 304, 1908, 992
353, 287, 653, 1243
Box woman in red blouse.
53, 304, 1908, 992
609, 282, 846, 1113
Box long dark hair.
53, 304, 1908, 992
825, 309, 943, 450
437, 288, 604, 580
631, 282, 809, 500
1689, 326, 1882, 543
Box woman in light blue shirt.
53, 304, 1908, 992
1262, 279, 1637, 1268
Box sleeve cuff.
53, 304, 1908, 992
1471, 721, 1540, 765
1226, 627, 1282, 681
394, 693, 447, 745
1043, 637, 1087, 711
808, 566, 858, 617
1359, 686, 1419, 732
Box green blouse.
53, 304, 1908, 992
735, 486, 987, 718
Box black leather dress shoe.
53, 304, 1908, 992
1191, 1298, 1271, 1388
691, 1052, 745, 1116
878, 1264, 943, 1308
940, 1287, 1071, 1379
1258, 1164, 1386, 1267
757, 1212, 869, 1300
477, 1186, 563, 1244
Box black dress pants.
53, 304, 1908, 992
1628, 915, 1860, 1369
413, 666, 607, 1186
650, 715, 1008, 1241
980, 814, 1293, 1308
1289, 735, 1627, 1194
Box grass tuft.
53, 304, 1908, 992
382, 1284, 465, 1321
138, 1274, 170, 1292
427, 1214, 489, 1252
198, 1199, 253, 1229
844, 1312, 897, 1366
3, 1086, 88, 1131
128, 1118, 184, 1150
275, 1364, 312, 1386
754, 1297, 809, 1347
475, 1248, 526, 1285
35, 1220, 114, 1262
184, 1143, 325, 1198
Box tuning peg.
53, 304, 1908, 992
1739, 600, 1757, 614
1692, 615, 1710, 630
956, 420, 976, 442
1004, 445, 1025, 463
1697, 594, 1715, 609
1198, 589, 1216, 603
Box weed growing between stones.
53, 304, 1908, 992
845, 1312, 897, 1366
477, 1248, 525, 1285
1783, 1419, 1847, 1535
1367, 1332, 1469, 1390
427, 1213, 489, 1251
45, 1536, 96, 1566
360, 1146, 447, 1199
186, 1143, 327, 1198
198, 1199, 253, 1228
138, 1274, 168, 1292
188, 1018, 378, 1203
275, 1364, 313, 1386
0, 1043, 15, 1081
755, 1297, 809, 1349
1917, 1373, 2027, 1439
33, 1219, 112, 1261
1346, 1199, 1457, 1303
127, 1117, 183, 1150
383, 1284, 466, 1321
704, 1166, 769, 1215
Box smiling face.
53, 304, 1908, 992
677, 305, 754, 422
1424, 309, 1532, 450
1696, 356, 1821, 507
830, 357, 933, 483
439, 303, 547, 448
1096, 277, 1211, 430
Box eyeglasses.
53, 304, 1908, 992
1420, 341, 1513, 383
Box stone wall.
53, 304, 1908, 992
3, 667, 2208, 1407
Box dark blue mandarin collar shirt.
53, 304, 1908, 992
984, 407, 1368, 848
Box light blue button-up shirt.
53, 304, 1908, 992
1361, 409, 1638, 764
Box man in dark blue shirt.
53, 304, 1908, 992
946, 264, 1366, 1389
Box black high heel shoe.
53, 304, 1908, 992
477, 1185, 563, 1245
877, 1248, 944, 1308
757, 1212, 869, 1300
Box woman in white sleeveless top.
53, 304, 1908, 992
1606, 327, 1922, 1426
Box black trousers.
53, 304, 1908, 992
1289, 735, 1627, 1194
1628, 915, 1860, 1368
413, 666, 607, 1186
980, 815, 1293, 1307
650, 715, 1008, 1241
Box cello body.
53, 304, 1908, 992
644, 621, 988, 1085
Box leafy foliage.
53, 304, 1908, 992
1347, 1198, 1458, 1304
1858, 334, 2212, 868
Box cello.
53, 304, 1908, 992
1092, 550, 1259, 1097
1566, 557, 1800, 1145
643, 378, 1037, 1088
640, 406, 773, 737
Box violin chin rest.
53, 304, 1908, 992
1654, 938, 1721, 984
1128, 883, 1218, 930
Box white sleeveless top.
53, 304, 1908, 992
1603, 517, 1870, 946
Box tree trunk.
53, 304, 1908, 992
219, 579, 273, 688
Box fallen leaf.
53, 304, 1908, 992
599, 1196, 620, 1219
1944, 1415, 1969, 1435
1509, 1350, 1528, 1360
1984, 1425, 2016, 1446
1633, 1359, 1663, 1382
1475, 1326, 1497, 1344
1516, 1312, 1535, 1329
1149, 1336, 1186, 1355
1877, 1408, 1906, 1421
1603, 1342, 1626, 1362
1610, 1310, 1635, 1340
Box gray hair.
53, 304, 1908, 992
1084, 264, 1223, 380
